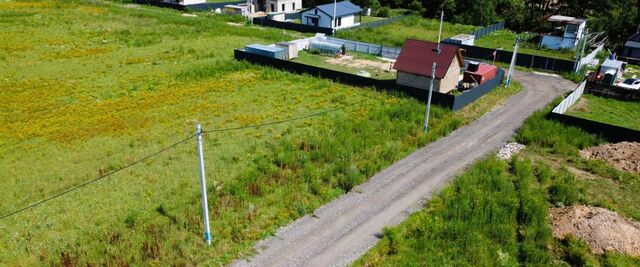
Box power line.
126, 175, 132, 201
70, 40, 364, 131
202, 98, 372, 133
0, 97, 375, 220
0, 133, 197, 221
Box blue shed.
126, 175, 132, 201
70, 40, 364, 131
245, 44, 286, 60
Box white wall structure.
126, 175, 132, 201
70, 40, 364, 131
265, 0, 302, 13
164, 0, 205, 5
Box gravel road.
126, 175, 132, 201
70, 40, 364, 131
231, 71, 575, 267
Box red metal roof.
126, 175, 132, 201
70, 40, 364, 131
470, 63, 497, 76
393, 39, 462, 79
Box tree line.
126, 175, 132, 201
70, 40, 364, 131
307, 0, 639, 49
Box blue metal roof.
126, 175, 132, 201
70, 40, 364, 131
245, 44, 284, 53
313, 1, 362, 18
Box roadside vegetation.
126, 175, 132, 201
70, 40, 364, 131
356, 102, 640, 266
567, 94, 640, 131
0, 1, 521, 265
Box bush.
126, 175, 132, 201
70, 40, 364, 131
376, 6, 391, 17
407, 0, 422, 13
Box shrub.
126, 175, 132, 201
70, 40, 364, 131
376, 6, 391, 17
407, 0, 422, 13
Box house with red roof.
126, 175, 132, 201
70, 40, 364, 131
393, 39, 464, 94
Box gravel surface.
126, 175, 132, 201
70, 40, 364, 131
231, 71, 575, 267
497, 142, 526, 160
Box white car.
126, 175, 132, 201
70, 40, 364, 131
616, 78, 640, 90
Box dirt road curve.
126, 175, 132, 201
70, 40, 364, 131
231, 71, 575, 267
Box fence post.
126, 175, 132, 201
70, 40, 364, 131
196, 124, 212, 246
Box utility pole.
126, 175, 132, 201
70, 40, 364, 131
436, 10, 444, 52
424, 62, 436, 133
506, 36, 519, 87
196, 124, 212, 246
332, 0, 337, 35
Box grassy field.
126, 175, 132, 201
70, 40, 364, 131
0, 1, 521, 265
335, 15, 478, 47
360, 16, 385, 24
567, 94, 640, 131
356, 102, 640, 266
291, 50, 396, 80
474, 30, 576, 60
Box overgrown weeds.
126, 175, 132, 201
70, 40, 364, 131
356, 99, 640, 266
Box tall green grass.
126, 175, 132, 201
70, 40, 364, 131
357, 100, 640, 266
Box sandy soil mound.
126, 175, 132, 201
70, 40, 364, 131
326, 55, 395, 72
580, 142, 640, 174
550, 205, 640, 256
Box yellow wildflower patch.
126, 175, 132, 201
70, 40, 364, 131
43, 47, 113, 60
0, 1, 51, 10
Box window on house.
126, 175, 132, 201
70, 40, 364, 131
337, 17, 342, 27
282, 3, 285, 11
315, 9, 318, 15
270, 3, 274, 11
292, 2, 295, 10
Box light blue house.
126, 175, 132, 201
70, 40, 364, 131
540, 15, 586, 50
300, 1, 363, 30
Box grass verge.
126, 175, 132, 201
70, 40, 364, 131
356, 101, 640, 266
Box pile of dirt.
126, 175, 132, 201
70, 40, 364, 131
550, 205, 640, 256
580, 142, 640, 174
326, 55, 395, 72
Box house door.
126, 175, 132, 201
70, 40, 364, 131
310, 17, 318, 27
270, 4, 274, 12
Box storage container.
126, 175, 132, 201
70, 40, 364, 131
276, 42, 298, 59
463, 63, 497, 85
245, 44, 286, 60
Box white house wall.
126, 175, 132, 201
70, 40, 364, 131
266, 0, 301, 13
335, 15, 357, 29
